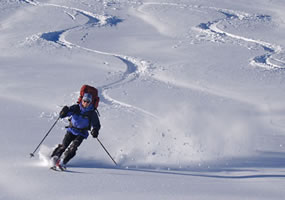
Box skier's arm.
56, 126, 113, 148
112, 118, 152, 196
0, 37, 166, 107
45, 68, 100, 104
59, 104, 78, 118
59, 106, 69, 118
90, 112, 101, 138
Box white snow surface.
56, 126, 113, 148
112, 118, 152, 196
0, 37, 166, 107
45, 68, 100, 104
1, 0, 285, 199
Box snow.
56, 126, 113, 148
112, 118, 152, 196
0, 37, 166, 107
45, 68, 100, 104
1, 0, 285, 199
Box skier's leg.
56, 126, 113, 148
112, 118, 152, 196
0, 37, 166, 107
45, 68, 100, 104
51, 132, 75, 158
62, 135, 84, 165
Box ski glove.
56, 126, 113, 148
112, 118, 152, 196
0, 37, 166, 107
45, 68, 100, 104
91, 128, 99, 138
59, 106, 69, 118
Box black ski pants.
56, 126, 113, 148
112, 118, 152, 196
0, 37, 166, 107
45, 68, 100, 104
51, 131, 84, 165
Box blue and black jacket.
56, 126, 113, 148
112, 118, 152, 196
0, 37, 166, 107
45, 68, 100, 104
64, 103, 101, 139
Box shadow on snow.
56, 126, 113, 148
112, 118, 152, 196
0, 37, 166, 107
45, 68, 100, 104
66, 151, 285, 179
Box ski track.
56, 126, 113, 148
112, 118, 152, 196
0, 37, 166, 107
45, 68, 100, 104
194, 6, 285, 70
134, 2, 285, 113
22, 1, 284, 117
139, 2, 285, 70
21, 0, 39, 6
22, 0, 158, 119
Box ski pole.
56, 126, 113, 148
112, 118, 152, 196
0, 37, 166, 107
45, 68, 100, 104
30, 116, 60, 158
97, 138, 118, 166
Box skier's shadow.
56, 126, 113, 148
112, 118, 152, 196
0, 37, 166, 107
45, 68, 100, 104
66, 151, 285, 178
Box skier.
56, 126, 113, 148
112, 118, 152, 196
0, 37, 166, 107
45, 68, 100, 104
50, 93, 101, 170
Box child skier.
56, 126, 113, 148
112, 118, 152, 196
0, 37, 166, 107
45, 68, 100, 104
50, 93, 101, 170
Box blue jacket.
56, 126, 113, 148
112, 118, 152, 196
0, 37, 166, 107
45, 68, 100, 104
64, 103, 101, 139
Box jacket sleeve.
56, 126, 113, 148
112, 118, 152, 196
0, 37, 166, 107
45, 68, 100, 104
66, 104, 80, 117
91, 112, 101, 131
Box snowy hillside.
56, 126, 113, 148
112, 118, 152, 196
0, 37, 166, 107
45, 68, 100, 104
1, 0, 285, 199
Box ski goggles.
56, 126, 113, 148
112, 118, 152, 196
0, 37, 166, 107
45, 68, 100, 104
83, 99, 91, 103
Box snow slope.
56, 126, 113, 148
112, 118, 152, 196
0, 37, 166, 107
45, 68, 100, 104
1, 0, 285, 199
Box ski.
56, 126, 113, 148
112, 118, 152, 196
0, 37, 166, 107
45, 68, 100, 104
50, 166, 67, 172
50, 166, 59, 171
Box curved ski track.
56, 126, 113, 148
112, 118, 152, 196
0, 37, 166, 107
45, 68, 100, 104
22, 0, 158, 119
140, 2, 284, 70
134, 2, 285, 111
22, 1, 285, 117
194, 6, 285, 70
